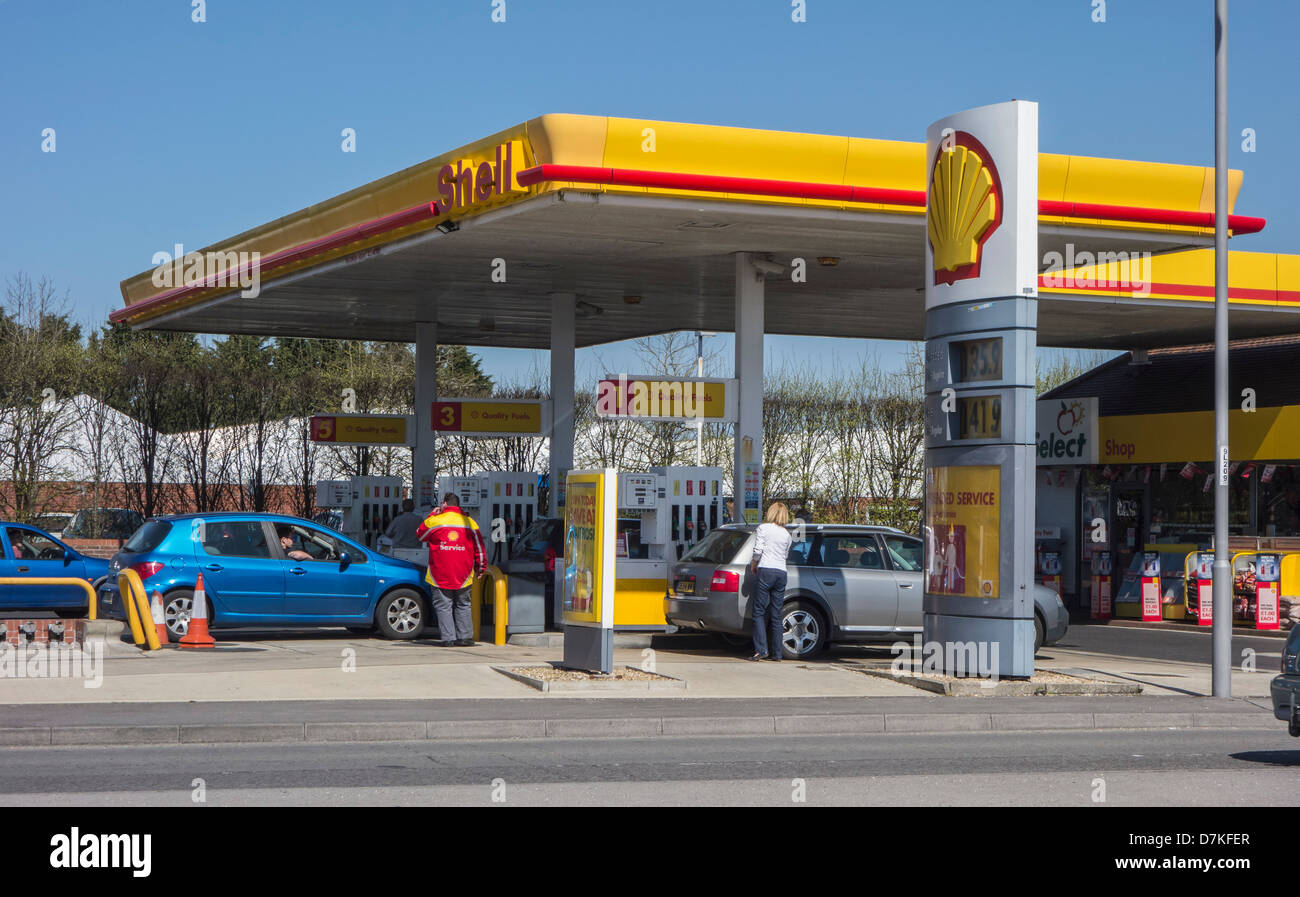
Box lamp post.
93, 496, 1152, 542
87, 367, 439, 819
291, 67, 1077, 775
1212, 0, 1232, 698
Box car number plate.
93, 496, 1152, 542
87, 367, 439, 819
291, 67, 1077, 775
675, 579, 695, 595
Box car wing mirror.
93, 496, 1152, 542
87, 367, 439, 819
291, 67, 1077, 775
64, 548, 75, 563
339, 551, 351, 569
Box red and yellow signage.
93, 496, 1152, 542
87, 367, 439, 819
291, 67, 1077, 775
925, 465, 1001, 599
309, 414, 410, 445
432, 399, 546, 436
435, 139, 528, 217
1097, 405, 1300, 464
928, 133, 1003, 285
595, 377, 735, 421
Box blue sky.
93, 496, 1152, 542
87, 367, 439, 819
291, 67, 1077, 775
2, 0, 1295, 384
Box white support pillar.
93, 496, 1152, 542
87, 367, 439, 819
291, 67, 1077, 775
550, 292, 576, 516
734, 253, 764, 524
414, 322, 438, 511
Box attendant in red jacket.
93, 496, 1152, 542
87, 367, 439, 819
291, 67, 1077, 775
417, 493, 487, 646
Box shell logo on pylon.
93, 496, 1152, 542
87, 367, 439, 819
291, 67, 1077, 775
927, 131, 1003, 286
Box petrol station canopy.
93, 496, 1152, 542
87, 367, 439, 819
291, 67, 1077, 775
113, 113, 1298, 350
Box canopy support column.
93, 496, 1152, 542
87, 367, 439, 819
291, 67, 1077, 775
414, 321, 438, 510
550, 292, 576, 516
734, 253, 764, 525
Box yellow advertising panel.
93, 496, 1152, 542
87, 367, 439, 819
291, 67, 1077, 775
562, 471, 613, 627
595, 377, 736, 421
925, 465, 1001, 599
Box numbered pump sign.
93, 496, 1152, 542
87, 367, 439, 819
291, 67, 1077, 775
922, 100, 1039, 678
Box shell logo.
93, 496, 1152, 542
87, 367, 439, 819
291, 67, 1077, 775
927, 132, 1003, 286
447, 530, 459, 541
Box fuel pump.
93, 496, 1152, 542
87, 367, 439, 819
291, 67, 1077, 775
612, 466, 725, 630
436, 471, 541, 565
315, 476, 404, 548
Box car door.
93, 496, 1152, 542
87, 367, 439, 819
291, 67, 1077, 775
816, 532, 900, 631
3, 526, 88, 609
196, 519, 284, 618
883, 533, 925, 629
276, 522, 375, 619
0, 529, 12, 605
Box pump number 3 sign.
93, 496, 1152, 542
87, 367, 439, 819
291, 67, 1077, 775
925, 465, 1001, 599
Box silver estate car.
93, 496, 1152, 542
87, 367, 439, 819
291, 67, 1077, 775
664, 524, 1069, 660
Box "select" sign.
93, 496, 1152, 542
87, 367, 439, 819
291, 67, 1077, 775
1035, 397, 1098, 465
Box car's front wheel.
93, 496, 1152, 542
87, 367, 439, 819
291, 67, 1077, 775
1034, 613, 1045, 654
780, 601, 827, 660
375, 589, 425, 640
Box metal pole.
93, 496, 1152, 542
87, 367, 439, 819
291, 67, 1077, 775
696, 330, 704, 465
1212, 0, 1232, 697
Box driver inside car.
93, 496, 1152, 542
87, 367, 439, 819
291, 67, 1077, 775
277, 527, 313, 562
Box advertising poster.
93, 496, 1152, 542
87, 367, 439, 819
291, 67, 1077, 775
925, 465, 1000, 598
1195, 551, 1214, 626
1141, 550, 1162, 621
1256, 552, 1280, 630
561, 476, 602, 624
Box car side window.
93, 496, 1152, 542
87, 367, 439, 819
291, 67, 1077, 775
788, 535, 818, 567
202, 521, 272, 559
281, 525, 359, 563
7, 528, 60, 560
818, 536, 883, 569
884, 535, 924, 572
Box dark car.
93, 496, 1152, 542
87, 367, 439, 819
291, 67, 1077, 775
1271, 627, 1300, 736
98, 513, 433, 640
62, 508, 145, 541
665, 523, 1069, 660
0, 522, 111, 615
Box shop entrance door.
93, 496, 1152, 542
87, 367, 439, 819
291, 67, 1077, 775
1113, 487, 1146, 585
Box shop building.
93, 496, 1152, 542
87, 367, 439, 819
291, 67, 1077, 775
1036, 335, 1300, 619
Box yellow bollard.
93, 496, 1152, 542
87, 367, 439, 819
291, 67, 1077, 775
491, 568, 508, 646
0, 577, 96, 620
116, 569, 162, 650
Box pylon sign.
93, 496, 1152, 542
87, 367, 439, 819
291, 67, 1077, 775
923, 101, 1039, 678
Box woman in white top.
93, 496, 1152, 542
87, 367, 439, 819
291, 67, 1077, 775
749, 502, 793, 661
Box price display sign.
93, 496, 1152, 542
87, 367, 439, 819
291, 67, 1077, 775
958, 395, 1002, 440
955, 337, 1003, 382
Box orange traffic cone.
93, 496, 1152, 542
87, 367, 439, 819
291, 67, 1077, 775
150, 590, 170, 646
179, 573, 215, 648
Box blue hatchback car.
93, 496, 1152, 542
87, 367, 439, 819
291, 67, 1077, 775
99, 513, 432, 640
0, 522, 111, 615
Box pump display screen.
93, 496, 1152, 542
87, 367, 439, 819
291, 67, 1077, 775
955, 337, 1003, 383
957, 395, 1002, 440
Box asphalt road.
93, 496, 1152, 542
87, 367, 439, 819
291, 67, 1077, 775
3, 727, 1295, 806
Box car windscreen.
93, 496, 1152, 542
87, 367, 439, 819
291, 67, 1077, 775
679, 529, 751, 565
123, 520, 172, 553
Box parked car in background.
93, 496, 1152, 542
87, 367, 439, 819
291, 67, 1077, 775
1271, 626, 1300, 737
0, 522, 111, 616
98, 513, 433, 640
62, 508, 145, 542
32, 513, 73, 539
665, 523, 1069, 660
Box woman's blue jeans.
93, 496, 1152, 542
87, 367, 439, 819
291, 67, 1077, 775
752, 567, 787, 658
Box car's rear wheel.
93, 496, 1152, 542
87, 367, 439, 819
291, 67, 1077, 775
780, 601, 827, 660
1034, 613, 1045, 654
375, 589, 425, 640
